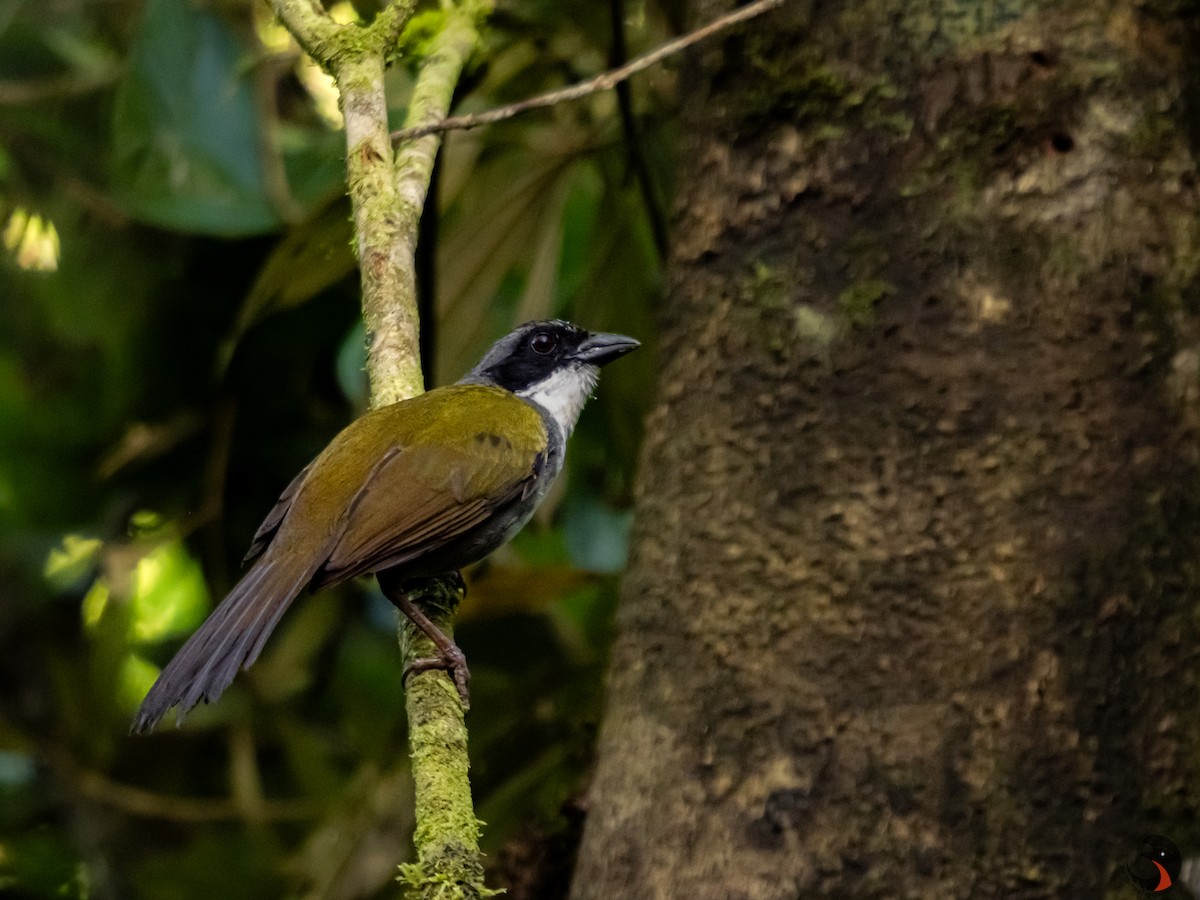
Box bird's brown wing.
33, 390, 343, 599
310, 427, 546, 589
240, 384, 547, 583
131, 384, 548, 732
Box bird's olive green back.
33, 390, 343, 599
257, 384, 549, 586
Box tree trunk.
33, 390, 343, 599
572, 1, 1200, 897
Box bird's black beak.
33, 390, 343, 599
574, 332, 640, 365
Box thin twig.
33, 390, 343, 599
389, 0, 786, 144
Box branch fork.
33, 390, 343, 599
270, 1, 490, 896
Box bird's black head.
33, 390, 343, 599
459, 320, 639, 435
460, 320, 639, 394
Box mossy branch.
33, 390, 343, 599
388, 7, 493, 898
272, 0, 424, 406
397, 581, 500, 900
270, 0, 493, 897
392, 7, 481, 314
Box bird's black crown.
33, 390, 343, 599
461, 320, 595, 392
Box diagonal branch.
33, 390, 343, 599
271, 0, 342, 66
389, 0, 786, 144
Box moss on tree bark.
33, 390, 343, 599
573, 1, 1200, 897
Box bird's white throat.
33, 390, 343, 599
517, 364, 600, 436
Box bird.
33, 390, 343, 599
132, 320, 638, 733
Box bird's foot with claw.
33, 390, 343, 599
403, 644, 471, 709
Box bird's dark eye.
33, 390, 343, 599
530, 332, 558, 355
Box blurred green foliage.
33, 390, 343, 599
0, 0, 675, 896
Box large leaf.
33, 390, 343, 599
219, 198, 357, 373
111, 0, 339, 236
434, 129, 582, 383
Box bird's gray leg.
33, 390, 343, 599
378, 572, 470, 708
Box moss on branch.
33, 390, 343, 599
397, 580, 498, 900
394, 8, 483, 230
270, 1, 495, 896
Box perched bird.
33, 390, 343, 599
133, 320, 638, 733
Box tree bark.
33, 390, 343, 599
573, 1, 1200, 897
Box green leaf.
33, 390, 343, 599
0, 752, 35, 790
560, 494, 632, 574
115, 652, 161, 713
555, 162, 604, 304
336, 319, 370, 411
0, 751, 41, 833
43, 534, 102, 591
110, 0, 280, 235
220, 199, 356, 373
80, 579, 111, 631
433, 145, 581, 383
0, 830, 88, 900
128, 539, 210, 644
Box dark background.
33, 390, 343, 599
0, 0, 673, 896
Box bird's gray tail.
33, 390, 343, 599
131, 555, 310, 733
